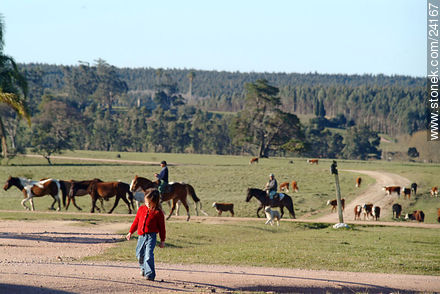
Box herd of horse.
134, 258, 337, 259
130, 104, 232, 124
3, 175, 297, 221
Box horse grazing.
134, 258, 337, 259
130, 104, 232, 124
4, 176, 61, 211
69, 179, 134, 214
130, 175, 207, 221
245, 188, 295, 219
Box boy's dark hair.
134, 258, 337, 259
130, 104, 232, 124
144, 188, 161, 209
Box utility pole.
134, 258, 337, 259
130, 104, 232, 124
331, 160, 346, 227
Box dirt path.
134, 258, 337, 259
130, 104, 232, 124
316, 170, 411, 223
1, 220, 439, 293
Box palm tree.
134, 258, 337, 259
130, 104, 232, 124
0, 15, 31, 159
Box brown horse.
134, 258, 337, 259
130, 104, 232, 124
61, 179, 106, 211
130, 175, 207, 221
69, 179, 134, 214
3, 176, 61, 211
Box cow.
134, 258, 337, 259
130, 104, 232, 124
372, 206, 381, 221
326, 198, 345, 213
405, 210, 425, 222
279, 182, 289, 192
411, 183, 418, 196
291, 181, 299, 192
307, 159, 319, 165
431, 186, 438, 197
383, 186, 401, 197
401, 187, 411, 200
437, 208, 440, 223
249, 157, 259, 165
355, 177, 362, 188
212, 202, 234, 217
392, 203, 402, 219
354, 205, 362, 220
362, 203, 374, 220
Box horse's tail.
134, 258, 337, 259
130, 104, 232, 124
186, 184, 208, 216
60, 181, 68, 207
286, 196, 296, 219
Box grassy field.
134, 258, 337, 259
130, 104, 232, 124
1, 151, 439, 220
1, 151, 440, 276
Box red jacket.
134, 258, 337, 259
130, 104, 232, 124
129, 205, 166, 242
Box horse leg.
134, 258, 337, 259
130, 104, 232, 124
90, 196, 98, 213
72, 197, 82, 211
280, 206, 285, 219
120, 193, 133, 214
30, 198, 35, 211
108, 196, 120, 214
167, 199, 178, 220
175, 201, 180, 216
180, 198, 190, 222
256, 205, 263, 218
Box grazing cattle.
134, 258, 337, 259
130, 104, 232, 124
249, 157, 259, 164
383, 186, 401, 197
411, 183, 418, 196
437, 208, 440, 223
279, 182, 289, 192
326, 198, 345, 213
372, 206, 381, 221
401, 187, 411, 200
392, 203, 402, 219
355, 177, 362, 188
212, 202, 234, 217
405, 210, 425, 222
362, 203, 374, 220
307, 159, 319, 165
431, 186, 438, 197
264, 206, 280, 226
354, 205, 362, 220
291, 181, 299, 192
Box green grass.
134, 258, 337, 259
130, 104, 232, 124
88, 219, 440, 276
1, 151, 439, 221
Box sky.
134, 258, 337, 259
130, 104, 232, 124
1, 0, 426, 77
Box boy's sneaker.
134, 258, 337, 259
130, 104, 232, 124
140, 269, 145, 277
146, 276, 155, 281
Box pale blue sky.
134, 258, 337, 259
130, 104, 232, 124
2, 0, 426, 77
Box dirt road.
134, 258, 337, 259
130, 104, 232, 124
1, 218, 439, 293
316, 170, 411, 223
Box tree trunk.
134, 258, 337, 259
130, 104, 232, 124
0, 117, 8, 159
44, 155, 52, 165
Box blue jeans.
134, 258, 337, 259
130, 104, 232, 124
136, 233, 157, 279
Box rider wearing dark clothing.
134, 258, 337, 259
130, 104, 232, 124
155, 161, 169, 194
265, 173, 278, 200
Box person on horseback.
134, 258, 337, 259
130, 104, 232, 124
264, 173, 278, 202
155, 161, 169, 195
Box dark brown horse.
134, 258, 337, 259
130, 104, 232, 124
3, 176, 61, 211
246, 188, 296, 219
69, 179, 134, 214
130, 175, 207, 221
61, 179, 105, 211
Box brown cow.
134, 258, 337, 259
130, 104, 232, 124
405, 210, 425, 222
383, 186, 401, 197
212, 202, 234, 217
279, 182, 289, 192
362, 203, 374, 220
355, 177, 362, 188
307, 159, 319, 165
354, 205, 362, 220
326, 198, 345, 213
291, 181, 299, 192
249, 157, 259, 165
437, 208, 440, 223
401, 187, 411, 200
431, 186, 438, 197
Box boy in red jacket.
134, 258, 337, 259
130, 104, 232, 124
126, 188, 165, 281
